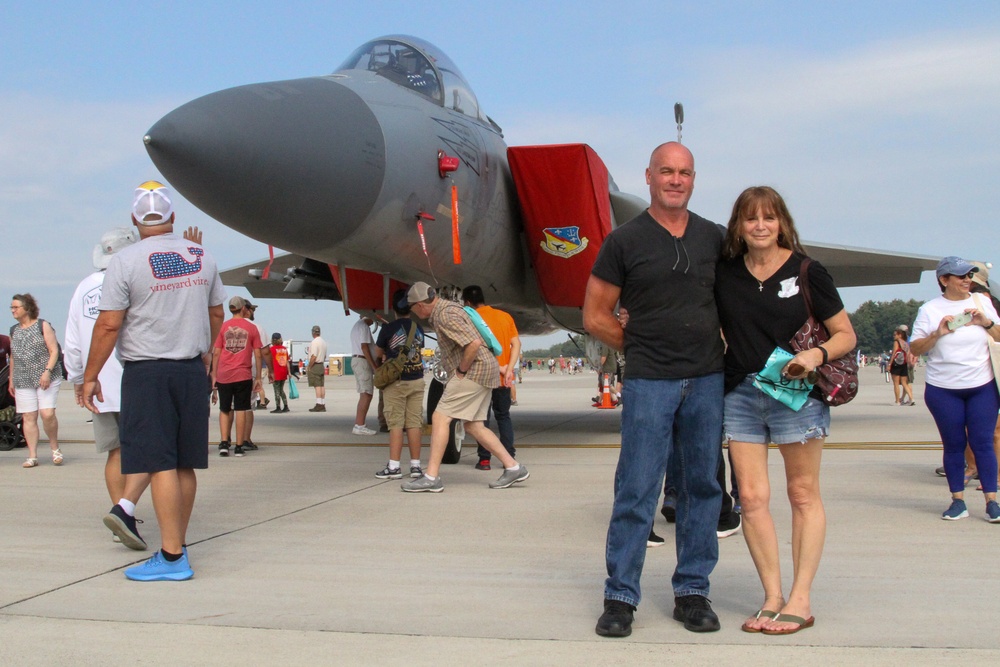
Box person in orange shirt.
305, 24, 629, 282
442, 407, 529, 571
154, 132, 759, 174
462, 285, 520, 471
269, 333, 290, 413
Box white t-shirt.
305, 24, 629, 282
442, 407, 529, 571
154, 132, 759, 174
100, 233, 226, 361
64, 271, 124, 411
308, 336, 328, 365
912, 294, 999, 389
350, 318, 375, 359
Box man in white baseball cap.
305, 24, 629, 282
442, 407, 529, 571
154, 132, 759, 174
83, 180, 226, 581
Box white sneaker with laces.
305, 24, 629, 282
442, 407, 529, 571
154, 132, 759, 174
352, 424, 377, 436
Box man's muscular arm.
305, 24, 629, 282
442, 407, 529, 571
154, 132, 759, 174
583, 275, 624, 351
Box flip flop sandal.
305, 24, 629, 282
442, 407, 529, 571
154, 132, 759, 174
52, 449, 64, 465
741, 608, 779, 633
22, 458, 38, 468
761, 613, 815, 635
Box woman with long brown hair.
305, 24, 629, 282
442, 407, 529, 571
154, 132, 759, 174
715, 186, 856, 635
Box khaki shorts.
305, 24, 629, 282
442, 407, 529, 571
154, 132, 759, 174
93, 411, 121, 453
353, 358, 374, 394
307, 363, 325, 387
436, 376, 492, 422
382, 378, 425, 430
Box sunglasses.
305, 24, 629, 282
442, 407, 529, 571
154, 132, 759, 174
946, 272, 976, 280
783, 362, 820, 384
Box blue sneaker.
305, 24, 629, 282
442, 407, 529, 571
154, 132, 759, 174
124, 550, 194, 581
941, 499, 969, 521
986, 500, 1000, 523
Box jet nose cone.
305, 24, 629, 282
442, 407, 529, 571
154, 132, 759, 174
145, 77, 385, 251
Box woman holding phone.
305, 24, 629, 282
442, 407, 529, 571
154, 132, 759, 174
910, 256, 1000, 522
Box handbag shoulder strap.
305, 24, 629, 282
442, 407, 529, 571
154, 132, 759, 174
972, 292, 986, 315
797, 257, 815, 319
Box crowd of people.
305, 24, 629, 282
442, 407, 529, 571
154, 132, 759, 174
4, 180, 535, 579
5, 144, 997, 645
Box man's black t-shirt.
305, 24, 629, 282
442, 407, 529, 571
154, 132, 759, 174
715, 252, 844, 392
590, 210, 725, 380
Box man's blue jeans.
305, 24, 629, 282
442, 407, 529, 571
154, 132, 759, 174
604, 374, 723, 607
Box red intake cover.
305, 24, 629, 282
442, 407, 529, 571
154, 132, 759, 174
507, 144, 612, 308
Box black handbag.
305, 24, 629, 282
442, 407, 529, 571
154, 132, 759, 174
788, 259, 859, 406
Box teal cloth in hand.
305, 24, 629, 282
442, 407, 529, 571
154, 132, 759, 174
753, 347, 814, 412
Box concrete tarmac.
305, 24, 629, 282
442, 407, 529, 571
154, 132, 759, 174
2, 365, 997, 665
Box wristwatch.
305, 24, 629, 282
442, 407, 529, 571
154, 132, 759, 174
985, 320, 995, 330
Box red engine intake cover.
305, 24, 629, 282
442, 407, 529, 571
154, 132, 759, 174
507, 144, 613, 308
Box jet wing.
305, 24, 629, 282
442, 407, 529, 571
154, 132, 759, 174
800, 242, 939, 287
219, 252, 342, 301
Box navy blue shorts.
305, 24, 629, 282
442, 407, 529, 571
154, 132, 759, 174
120, 357, 210, 474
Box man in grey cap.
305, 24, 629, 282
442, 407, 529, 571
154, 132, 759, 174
84, 180, 226, 581
307, 325, 328, 411
401, 282, 528, 492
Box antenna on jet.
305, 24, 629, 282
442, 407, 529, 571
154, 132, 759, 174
674, 103, 684, 144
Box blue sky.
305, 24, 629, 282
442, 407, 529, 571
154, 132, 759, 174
3, 2, 999, 351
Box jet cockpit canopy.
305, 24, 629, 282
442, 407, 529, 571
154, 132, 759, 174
337, 35, 483, 122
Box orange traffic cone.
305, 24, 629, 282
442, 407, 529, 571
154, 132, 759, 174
597, 374, 615, 409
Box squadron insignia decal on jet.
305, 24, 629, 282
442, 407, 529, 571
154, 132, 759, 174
540, 226, 588, 258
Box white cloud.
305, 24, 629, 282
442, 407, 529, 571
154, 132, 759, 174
699, 30, 1000, 121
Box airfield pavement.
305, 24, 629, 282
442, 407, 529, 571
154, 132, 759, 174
2, 364, 998, 665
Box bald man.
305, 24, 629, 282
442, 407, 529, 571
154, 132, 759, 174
584, 143, 725, 636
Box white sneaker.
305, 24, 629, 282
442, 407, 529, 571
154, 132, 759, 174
352, 424, 377, 436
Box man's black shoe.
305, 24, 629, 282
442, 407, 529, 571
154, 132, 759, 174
595, 599, 635, 637
242, 440, 258, 451
103, 504, 147, 551
673, 594, 720, 632
661, 492, 677, 523
717, 511, 741, 538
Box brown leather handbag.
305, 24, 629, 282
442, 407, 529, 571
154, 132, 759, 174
789, 259, 859, 406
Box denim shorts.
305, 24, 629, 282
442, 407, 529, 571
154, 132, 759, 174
724, 376, 830, 445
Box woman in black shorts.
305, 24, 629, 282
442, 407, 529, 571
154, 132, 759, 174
890, 327, 915, 405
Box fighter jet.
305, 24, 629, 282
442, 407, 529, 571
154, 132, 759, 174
144, 34, 938, 337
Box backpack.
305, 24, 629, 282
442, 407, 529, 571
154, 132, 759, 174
463, 306, 503, 356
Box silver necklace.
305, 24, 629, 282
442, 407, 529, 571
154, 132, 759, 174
744, 255, 772, 292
